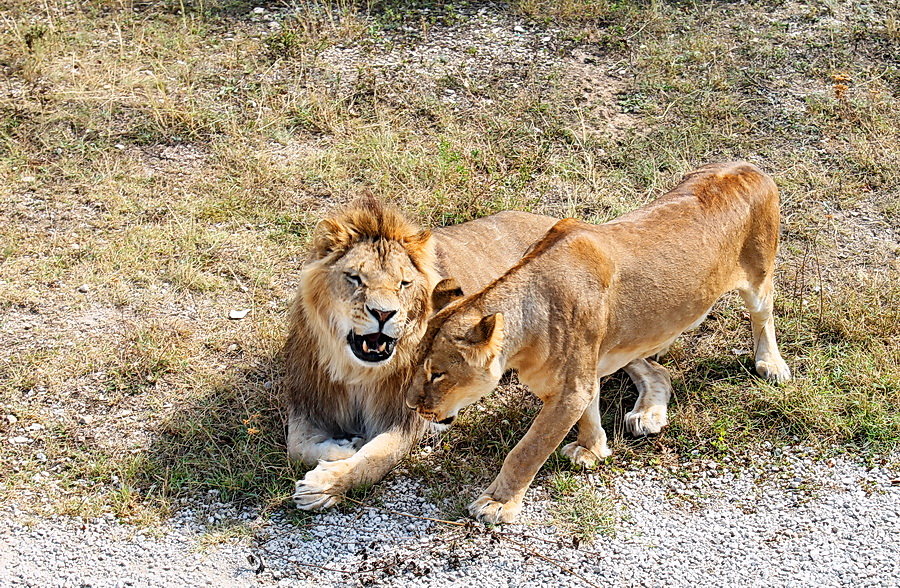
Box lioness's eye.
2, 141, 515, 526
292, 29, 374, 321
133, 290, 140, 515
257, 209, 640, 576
429, 372, 445, 383
399, 280, 412, 289
345, 273, 362, 286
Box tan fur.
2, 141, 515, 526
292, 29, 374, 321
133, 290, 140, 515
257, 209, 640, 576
408, 162, 792, 524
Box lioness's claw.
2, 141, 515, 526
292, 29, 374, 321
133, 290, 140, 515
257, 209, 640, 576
561, 441, 610, 468
755, 358, 791, 384
468, 494, 522, 525
624, 405, 669, 436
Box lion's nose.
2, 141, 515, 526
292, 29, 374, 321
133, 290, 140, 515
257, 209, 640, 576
367, 306, 397, 325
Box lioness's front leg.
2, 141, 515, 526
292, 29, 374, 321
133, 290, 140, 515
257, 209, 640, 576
739, 276, 791, 383
622, 358, 672, 436
561, 392, 612, 468
470, 377, 596, 524
293, 428, 415, 510
286, 414, 363, 466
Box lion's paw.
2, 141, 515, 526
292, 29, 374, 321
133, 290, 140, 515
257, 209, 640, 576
292, 459, 352, 511
561, 441, 610, 469
314, 437, 363, 462
468, 493, 522, 525
755, 357, 791, 384
625, 405, 669, 437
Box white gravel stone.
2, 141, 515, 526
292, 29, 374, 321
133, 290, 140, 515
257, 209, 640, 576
1, 448, 898, 587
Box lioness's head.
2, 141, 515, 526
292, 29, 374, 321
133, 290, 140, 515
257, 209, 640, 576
407, 288, 506, 425
299, 196, 442, 382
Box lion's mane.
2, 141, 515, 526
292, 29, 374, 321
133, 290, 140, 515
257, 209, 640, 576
282, 197, 439, 442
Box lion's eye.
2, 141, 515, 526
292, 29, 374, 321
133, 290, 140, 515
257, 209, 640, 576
345, 273, 363, 287
429, 371, 445, 383
399, 280, 412, 289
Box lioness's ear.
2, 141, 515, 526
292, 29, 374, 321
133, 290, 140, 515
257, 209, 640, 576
460, 313, 505, 367
311, 218, 349, 258
431, 278, 464, 312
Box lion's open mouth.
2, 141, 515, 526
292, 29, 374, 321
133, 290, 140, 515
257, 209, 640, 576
347, 331, 397, 363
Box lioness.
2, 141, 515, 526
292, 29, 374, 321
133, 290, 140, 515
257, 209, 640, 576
407, 162, 791, 524
286, 197, 671, 510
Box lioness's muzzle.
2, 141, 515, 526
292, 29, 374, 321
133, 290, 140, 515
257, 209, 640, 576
416, 408, 455, 426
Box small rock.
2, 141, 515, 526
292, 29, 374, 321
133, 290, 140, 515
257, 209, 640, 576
26, 423, 44, 432
5, 414, 17, 424
77, 284, 90, 293
513, 25, 526, 33
8, 436, 32, 444
77, 415, 94, 425
229, 309, 250, 320
227, 344, 239, 352
252, 6, 265, 14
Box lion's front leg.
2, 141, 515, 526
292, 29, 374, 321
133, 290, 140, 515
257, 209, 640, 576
470, 377, 596, 525
293, 427, 416, 510
286, 414, 363, 466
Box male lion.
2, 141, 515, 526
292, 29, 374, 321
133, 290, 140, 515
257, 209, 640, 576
286, 196, 671, 510
408, 162, 791, 524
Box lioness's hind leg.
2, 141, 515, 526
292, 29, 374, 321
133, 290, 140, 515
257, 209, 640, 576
739, 276, 791, 383
623, 358, 671, 436
561, 393, 611, 468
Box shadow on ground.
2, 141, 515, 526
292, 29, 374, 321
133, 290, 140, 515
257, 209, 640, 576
130, 350, 302, 509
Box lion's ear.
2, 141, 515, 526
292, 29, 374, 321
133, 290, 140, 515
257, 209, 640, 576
460, 313, 505, 367
311, 218, 350, 258
431, 278, 464, 312
402, 229, 432, 251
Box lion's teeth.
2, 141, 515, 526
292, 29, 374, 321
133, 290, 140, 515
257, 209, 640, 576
377, 342, 386, 352
362, 340, 370, 353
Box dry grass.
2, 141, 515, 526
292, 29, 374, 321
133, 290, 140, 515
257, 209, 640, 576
1, 0, 898, 531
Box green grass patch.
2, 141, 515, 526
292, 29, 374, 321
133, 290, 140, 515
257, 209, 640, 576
548, 471, 617, 541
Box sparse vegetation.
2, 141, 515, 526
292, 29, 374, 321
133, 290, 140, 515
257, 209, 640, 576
0, 0, 897, 540
548, 471, 617, 541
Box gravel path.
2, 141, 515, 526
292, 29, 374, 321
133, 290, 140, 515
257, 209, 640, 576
3, 446, 898, 587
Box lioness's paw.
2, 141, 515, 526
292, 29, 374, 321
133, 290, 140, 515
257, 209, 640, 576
625, 405, 669, 436
292, 460, 352, 511
468, 494, 522, 525
756, 357, 791, 384
561, 441, 610, 469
